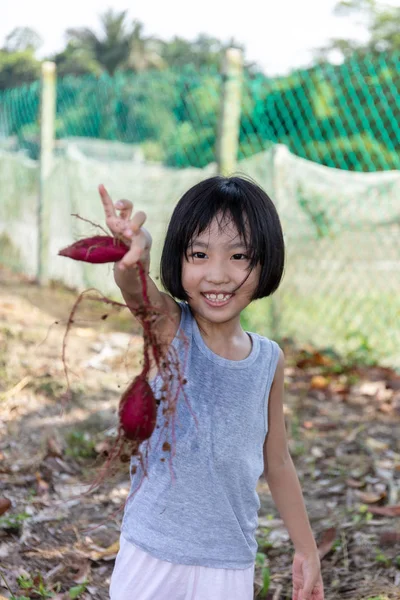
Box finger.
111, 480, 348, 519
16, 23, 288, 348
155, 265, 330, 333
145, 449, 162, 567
300, 588, 313, 600
115, 199, 133, 221
118, 237, 147, 270
99, 184, 116, 219
130, 210, 147, 232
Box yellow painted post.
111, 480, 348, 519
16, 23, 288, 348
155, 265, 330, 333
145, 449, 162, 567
216, 48, 243, 176
37, 61, 56, 285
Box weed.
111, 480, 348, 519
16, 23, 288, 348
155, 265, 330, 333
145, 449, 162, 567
0, 511, 30, 533
65, 430, 97, 460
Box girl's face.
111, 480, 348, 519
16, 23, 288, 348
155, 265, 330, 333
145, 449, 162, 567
181, 214, 261, 323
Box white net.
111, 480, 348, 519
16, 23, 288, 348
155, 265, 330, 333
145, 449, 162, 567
0, 142, 399, 367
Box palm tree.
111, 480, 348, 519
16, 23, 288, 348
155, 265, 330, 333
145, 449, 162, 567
66, 9, 165, 75
126, 21, 165, 72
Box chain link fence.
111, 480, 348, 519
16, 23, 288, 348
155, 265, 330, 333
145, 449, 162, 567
0, 52, 399, 367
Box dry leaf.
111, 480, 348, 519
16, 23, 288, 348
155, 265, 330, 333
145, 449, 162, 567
379, 531, 400, 546
297, 349, 333, 368
95, 440, 112, 456
310, 375, 330, 390
365, 437, 389, 452
0, 497, 11, 516
355, 490, 387, 504
379, 403, 393, 414
46, 436, 63, 458
315, 422, 337, 432
346, 478, 365, 489
359, 381, 386, 397
317, 527, 336, 560
367, 504, 400, 517
89, 539, 120, 561
73, 560, 91, 584
35, 471, 50, 495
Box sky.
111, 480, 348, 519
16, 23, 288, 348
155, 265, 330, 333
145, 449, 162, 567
0, 0, 395, 75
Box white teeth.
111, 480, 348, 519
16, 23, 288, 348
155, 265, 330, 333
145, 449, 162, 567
204, 293, 232, 302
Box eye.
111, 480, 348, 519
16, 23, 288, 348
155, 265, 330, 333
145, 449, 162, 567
190, 252, 207, 259
232, 253, 249, 260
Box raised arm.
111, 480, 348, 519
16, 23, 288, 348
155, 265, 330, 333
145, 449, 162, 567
99, 184, 180, 332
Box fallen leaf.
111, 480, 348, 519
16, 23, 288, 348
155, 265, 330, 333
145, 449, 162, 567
330, 381, 349, 395
46, 436, 63, 458
73, 560, 91, 584
379, 403, 393, 414
354, 490, 387, 504
359, 381, 386, 397
35, 471, 50, 495
315, 422, 337, 432
297, 349, 334, 368
365, 437, 389, 452
89, 539, 120, 561
95, 440, 112, 456
379, 531, 400, 546
387, 377, 400, 391
346, 478, 365, 489
366, 504, 400, 517
0, 497, 11, 516
310, 375, 330, 390
317, 527, 336, 560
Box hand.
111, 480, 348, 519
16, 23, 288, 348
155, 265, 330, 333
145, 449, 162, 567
99, 184, 152, 271
292, 551, 324, 600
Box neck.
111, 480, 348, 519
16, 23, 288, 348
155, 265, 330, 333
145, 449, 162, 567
191, 308, 245, 342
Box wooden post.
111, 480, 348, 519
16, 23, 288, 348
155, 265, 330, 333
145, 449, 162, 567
37, 61, 56, 285
216, 48, 243, 176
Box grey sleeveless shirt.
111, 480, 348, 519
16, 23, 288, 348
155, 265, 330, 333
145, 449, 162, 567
121, 301, 280, 569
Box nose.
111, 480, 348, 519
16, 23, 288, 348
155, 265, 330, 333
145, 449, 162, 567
205, 259, 230, 285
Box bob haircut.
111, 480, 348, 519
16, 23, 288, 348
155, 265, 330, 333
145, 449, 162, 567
160, 175, 285, 301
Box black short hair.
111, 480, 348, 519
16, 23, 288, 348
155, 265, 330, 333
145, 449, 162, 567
160, 175, 285, 301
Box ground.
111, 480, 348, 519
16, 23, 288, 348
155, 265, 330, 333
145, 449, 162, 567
0, 265, 400, 600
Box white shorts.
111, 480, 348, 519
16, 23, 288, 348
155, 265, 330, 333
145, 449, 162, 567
109, 534, 255, 600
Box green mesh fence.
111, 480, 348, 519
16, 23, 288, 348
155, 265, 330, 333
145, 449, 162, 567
0, 53, 399, 367
1, 52, 399, 170
240, 52, 400, 171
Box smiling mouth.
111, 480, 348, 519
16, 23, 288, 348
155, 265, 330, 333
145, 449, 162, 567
201, 292, 233, 305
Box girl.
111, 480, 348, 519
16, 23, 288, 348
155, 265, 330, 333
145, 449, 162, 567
100, 176, 325, 600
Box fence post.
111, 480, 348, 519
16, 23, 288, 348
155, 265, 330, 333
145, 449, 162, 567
216, 48, 243, 176
37, 61, 56, 285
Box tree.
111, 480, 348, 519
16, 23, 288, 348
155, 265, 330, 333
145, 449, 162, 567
52, 41, 103, 77
4, 27, 43, 53
0, 27, 41, 90
159, 34, 257, 73
65, 9, 165, 75
126, 22, 165, 72
314, 0, 400, 60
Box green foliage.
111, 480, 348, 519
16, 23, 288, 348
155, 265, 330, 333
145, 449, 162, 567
69, 582, 88, 598
318, 0, 400, 59
0, 49, 40, 90
53, 42, 103, 78
374, 551, 391, 567
343, 330, 381, 367
0, 511, 30, 532
16, 573, 55, 598
65, 430, 96, 459
255, 553, 271, 596
0, 9, 399, 172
